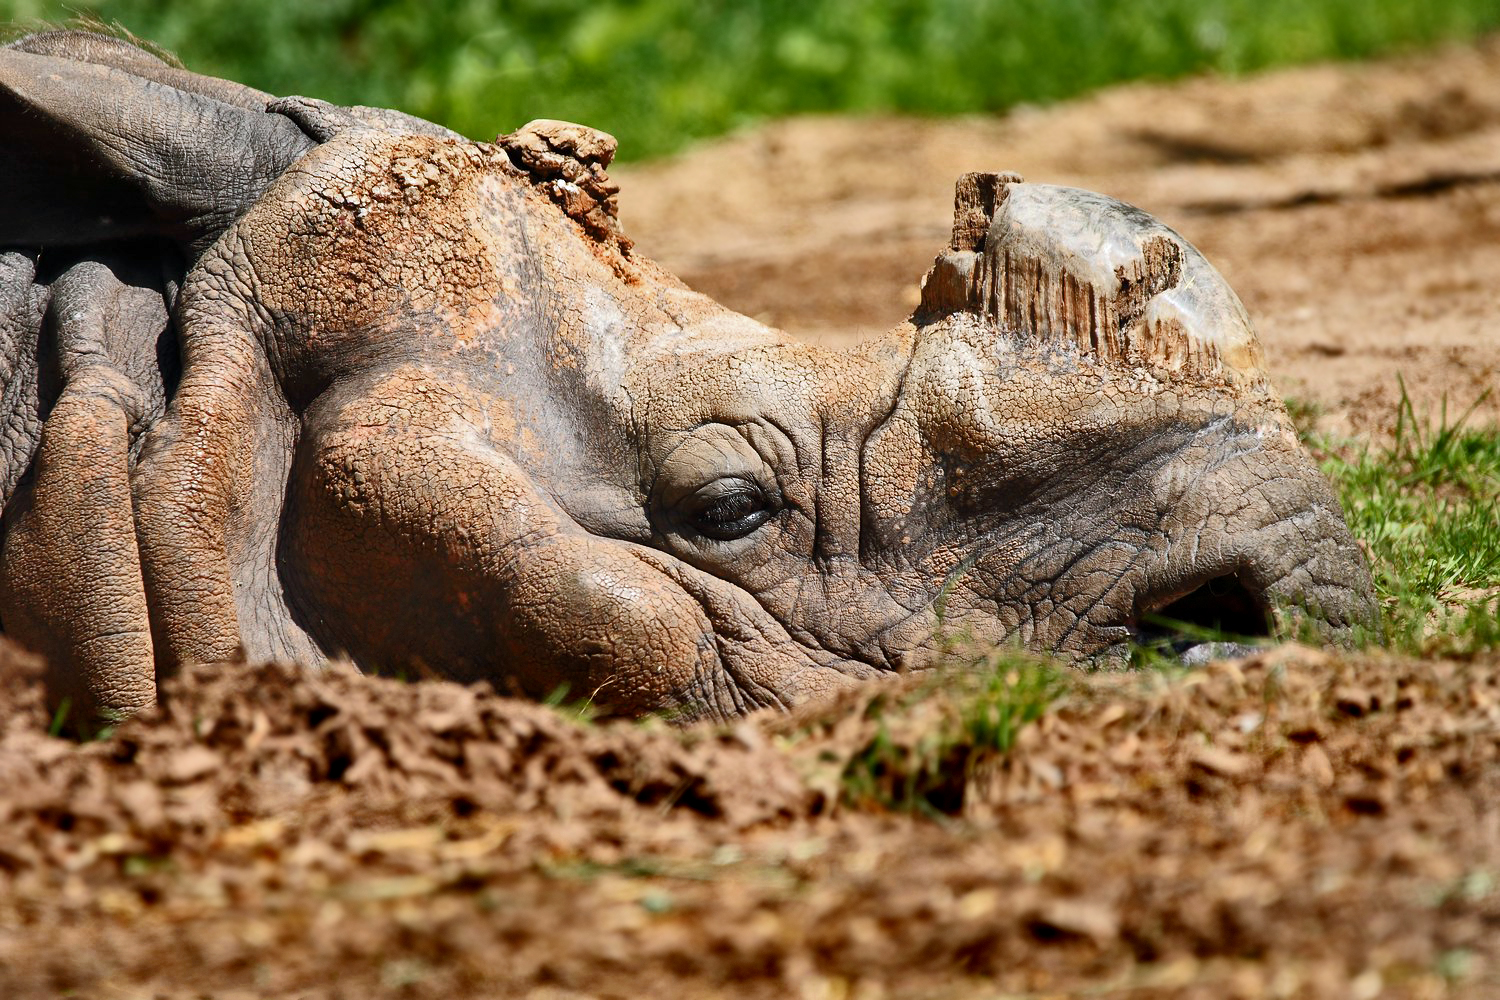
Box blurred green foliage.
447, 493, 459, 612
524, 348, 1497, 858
4, 0, 1500, 158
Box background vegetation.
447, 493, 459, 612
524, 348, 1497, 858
3, 0, 1500, 158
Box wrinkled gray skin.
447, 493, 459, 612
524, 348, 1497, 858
0, 32, 1377, 723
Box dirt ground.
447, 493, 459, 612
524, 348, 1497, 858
3, 640, 1498, 999
3, 40, 1500, 1000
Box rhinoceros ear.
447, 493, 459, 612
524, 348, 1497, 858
0, 34, 315, 255
6, 29, 275, 110
917, 172, 1267, 387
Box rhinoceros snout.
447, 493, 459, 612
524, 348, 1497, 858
916, 464, 1378, 668
872, 176, 1379, 666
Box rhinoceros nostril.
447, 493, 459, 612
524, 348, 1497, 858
1134, 573, 1273, 652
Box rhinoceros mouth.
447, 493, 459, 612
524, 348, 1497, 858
1127, 572, 1274, 662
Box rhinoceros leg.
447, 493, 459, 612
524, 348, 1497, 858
130, 311, 315, 677
1, 384, 154, 718
0, 259, 167, 719
0, 251, 47, 510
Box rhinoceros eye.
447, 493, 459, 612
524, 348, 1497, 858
684, 478, 776, 541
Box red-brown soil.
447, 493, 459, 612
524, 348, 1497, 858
3, 640, 1498, 999
4, 40, 1500, 1000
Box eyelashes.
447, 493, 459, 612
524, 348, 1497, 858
681, 478, 777, 541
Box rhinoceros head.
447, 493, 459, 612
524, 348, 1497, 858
0, 33, 1376, 722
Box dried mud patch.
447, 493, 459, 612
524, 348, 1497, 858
2, 638, 1498, 999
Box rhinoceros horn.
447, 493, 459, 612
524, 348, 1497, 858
922, 172, 1264, 382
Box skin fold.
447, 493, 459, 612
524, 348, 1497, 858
0, 32, 1377, 723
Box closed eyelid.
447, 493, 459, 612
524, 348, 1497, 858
652, 428, 774, 508
685, 476, 762, 504
677, 478, 778, 541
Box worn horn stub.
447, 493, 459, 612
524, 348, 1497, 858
498, 119, 629, 249
919, 172, 1265, 384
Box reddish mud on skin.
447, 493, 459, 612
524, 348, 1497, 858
1, 32, 1375, 725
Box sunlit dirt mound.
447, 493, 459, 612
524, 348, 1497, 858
2, 636, 1497, 998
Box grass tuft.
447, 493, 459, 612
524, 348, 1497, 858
831, 649, 1066, 814
1307, 383, 1500, 655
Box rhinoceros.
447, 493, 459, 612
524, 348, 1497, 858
0, 31, 1376, 723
